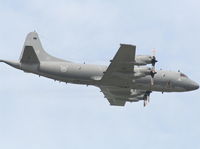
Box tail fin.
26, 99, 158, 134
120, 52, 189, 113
20, 32, 66, 64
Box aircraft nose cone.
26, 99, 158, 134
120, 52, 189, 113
193, 82, 199, 90
189, 81, 199, 91
185, 81, 199, 91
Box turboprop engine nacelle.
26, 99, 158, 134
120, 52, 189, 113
134, 66, 152, 78
135, 55, 157, 66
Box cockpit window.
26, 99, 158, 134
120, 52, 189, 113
180, 73, 188, 78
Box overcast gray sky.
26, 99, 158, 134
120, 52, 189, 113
0, 0, 200, 149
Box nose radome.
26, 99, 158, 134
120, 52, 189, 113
187, 81, 199, 91
193, 82, 199, 90
190, 81, 199, 90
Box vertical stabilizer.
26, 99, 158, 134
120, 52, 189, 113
20, 32, 66, 63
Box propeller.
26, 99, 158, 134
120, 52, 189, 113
151, 49, 158, 68
150, 70, 157, 85
152, 56, 157, 67
144, 100, 148, 107
150, 49, 158, 85
143, 91, 152, 107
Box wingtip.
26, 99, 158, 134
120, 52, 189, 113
120, 43, 136, 47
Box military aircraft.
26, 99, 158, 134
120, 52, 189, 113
0, 32, 199, 106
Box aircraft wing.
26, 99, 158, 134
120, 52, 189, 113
101, 44, 136, 83
99, 86, 146, 106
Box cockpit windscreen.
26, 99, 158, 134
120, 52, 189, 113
180, 73, 188, 78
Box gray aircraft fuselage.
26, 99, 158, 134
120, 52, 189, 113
0, 32, 199, 106
1, 60, 199, 92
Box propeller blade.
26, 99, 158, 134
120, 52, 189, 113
147, 95, 150, 103
152, 48, 156, 57
144, 100, 148, 107
143, 91, 152, 106
151, 49, 158, 68
150, 49, 158, 86
151, 77, 154, 86
150, 70, 157, 85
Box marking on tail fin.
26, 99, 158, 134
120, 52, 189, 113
20, 46, 40, 64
